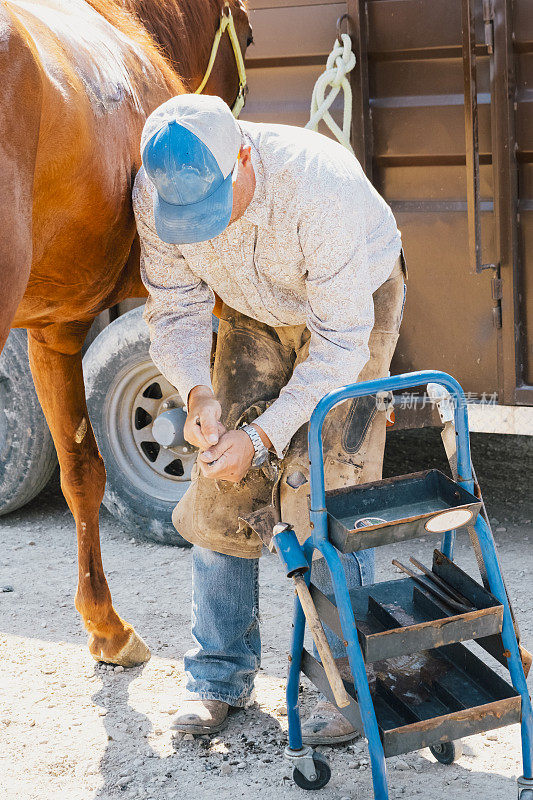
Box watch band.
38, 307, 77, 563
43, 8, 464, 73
241, 424, 269, 467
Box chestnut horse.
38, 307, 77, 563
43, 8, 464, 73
0, 0, 251, 666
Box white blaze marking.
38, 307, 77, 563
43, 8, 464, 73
75, 417, 88, 443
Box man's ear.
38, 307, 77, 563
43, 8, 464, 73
239, 145, 252, 167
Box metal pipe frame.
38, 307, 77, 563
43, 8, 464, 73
308, 371, 473, 523
472, 515, 533, 778
285, 536, 390, 799
314, 536, 389, 797
284, 370, 533, 797
286, 583, 307, 752
462, 0, 486, 274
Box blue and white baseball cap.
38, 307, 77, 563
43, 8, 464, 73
140, 94, 242, 244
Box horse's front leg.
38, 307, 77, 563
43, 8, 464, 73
28, 322, 150, 667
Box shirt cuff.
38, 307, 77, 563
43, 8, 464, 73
254, 393, 311, 459
148, 348, 212, 410
180, 372, 214, 412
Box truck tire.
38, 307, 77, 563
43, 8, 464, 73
0, 329, 58, 515
83, 307, 197, 547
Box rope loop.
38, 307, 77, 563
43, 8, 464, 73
305, 33, 356, 152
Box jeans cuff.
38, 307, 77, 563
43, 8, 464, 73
186, 687, 255, 709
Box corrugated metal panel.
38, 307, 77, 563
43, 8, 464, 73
244, 1, 347, 128
247, 3, 345, 60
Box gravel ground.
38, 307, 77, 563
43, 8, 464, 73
0, 432, 531, 800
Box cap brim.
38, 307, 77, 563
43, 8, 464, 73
152, 171, 233, 244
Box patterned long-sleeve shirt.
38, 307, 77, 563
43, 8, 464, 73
132, 121, 402, 457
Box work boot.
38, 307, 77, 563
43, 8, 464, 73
301, 699, 359, 745
172, 699, 230, 735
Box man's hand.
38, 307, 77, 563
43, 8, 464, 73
184, 385, 225, 450
197, 430, 254, 483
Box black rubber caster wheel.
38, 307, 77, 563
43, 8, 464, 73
293, 752, 331, 790
430, 740, 463, 765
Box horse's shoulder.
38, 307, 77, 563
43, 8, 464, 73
0, 3, 37, 62
0, 4, 44, 119
6, 1, 172, 116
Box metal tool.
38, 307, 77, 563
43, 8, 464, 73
240, 471, 351, 710
408, 556, 474, 606
272, 474, 351, 708
271, 525, 351, 709
392, 559, 476, 614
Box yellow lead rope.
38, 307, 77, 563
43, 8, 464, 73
195, 2, 248, 118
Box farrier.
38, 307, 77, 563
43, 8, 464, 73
133, 93, 406, 742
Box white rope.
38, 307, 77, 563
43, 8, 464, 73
305, 33, 356, 152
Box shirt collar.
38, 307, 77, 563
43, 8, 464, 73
240, 132, 268, 228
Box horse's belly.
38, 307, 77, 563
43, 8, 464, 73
14, 213, 137, 328
14, 271, 126, 328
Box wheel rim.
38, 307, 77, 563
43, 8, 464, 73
104, 359, 197, 503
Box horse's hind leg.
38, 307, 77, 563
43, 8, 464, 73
28, 322, 150, 667
0, 10, 41, 352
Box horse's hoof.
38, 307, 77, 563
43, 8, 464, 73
90, 627, 151, 667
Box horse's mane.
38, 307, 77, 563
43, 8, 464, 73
83, 0, 185, 92
121, 0, 232, 88
85, 1, 246, 91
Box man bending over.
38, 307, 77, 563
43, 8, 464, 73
133, 94, 406, 744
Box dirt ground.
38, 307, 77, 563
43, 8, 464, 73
1, 432, 531, 800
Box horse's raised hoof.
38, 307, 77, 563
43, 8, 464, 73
89, 627, 151, 667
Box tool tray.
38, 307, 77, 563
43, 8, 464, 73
284, 372, 532, 796
302, 641, 521, 757
325, 469, 481, 553
310, 550, 503, 662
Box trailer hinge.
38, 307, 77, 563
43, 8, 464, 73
491, 276, 502, 328
483, 0, 494, 54
491, 277, 503, 300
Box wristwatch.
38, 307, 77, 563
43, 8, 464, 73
240, 424, 269, 467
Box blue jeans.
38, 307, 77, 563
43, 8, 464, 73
184, 545, 375, 707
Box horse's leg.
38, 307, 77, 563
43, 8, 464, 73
28, 322, 150, 666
